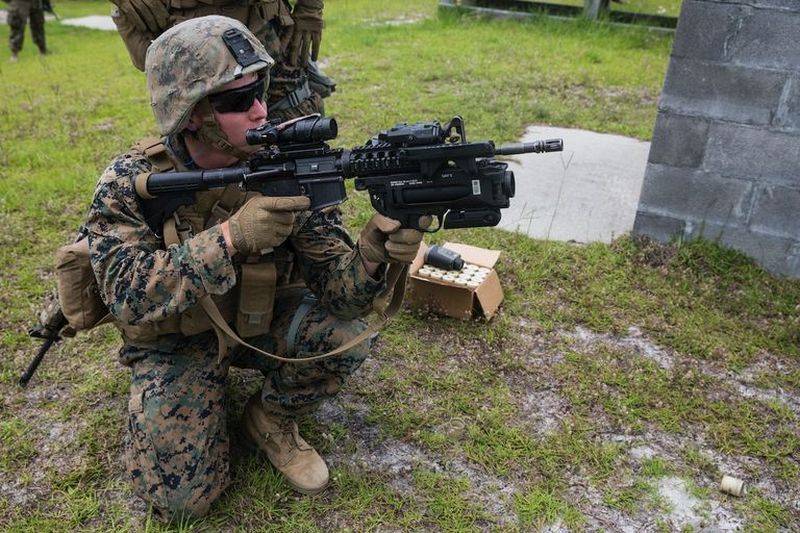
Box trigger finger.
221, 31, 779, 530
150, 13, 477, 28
372, 214, 401, 234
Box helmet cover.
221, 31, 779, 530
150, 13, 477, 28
146, 15, 274, 136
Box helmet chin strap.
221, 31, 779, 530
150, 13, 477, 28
193, 98, 252, 161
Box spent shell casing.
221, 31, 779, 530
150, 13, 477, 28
719, 475, 745, 497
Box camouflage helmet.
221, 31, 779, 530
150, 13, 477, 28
145, 16, 275, 136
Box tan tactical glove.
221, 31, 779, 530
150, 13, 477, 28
358, 214, 431, 264
287, 0, 324, 67
111, 0, 169, 35
228, 195, 310, 256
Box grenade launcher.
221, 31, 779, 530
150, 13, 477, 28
137, 115, 563, 233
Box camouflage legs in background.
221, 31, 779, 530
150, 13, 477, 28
7, 0, 46, 55
122, 289, 371, 520
113, 1, 325, 120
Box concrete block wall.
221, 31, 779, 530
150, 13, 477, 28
633, 0, 800, 277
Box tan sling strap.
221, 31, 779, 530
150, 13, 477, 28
162, 216, 408, 363
199, 263, 408, 364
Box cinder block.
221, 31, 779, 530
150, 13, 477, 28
749, 184, 800, 239
704, 123, 800, 187
638, 164, 755, 225
729, 9, 800, 71
672, 1, 746, 62
632, 210, 686, 242
648, 113, 709, 168
634, 208, 800, 278
774, 77, 800, 131
660, 59, 788, 126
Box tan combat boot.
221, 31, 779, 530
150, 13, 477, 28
243, 396, 329, 495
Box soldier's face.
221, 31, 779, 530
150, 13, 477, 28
197, 72, 269, 152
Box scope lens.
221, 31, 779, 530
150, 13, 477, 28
504, 171, 515, 198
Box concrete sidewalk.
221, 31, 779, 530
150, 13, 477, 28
60, 15, 117, 31
497, 126, 650, 243
0, 10, 113, 29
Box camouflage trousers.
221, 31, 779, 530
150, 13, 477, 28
122, 288, 371, 519
7, 0, 46, 54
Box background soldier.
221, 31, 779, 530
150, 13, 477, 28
6, 0, 47, 61
84, 15, 425, 520
110, 0, 333, 121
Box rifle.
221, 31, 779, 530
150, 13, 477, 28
20, 298, 67, 387
138, 115, 563, 233
41, 0, 60, 21
22, 115, 562, 386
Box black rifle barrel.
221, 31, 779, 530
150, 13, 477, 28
495, 139, 563, 155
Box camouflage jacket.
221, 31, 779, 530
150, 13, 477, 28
84, 146, 385, 345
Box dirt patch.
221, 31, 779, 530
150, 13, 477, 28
315, 395, 518, 526
567, 325, 800, 417
517, 388, 570, 435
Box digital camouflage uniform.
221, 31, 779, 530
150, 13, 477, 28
84, 16, 379, 514
85, 142, 385, 517
111, 0, 330, 121
7, 0, 46, 55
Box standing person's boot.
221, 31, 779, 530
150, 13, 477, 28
38, 47, 47, 55
10, 53, 18, 62
242, 395, 329, 495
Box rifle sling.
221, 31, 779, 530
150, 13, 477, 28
201, 262, 406, 364
164, 216, 406, 363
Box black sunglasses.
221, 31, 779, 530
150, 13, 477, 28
208, 75, 266, 113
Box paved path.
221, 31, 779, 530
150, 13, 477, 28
60, 15, 117, 31
0, 10, 114, 29
498, 126, 650, 243
0, 10, 55, 24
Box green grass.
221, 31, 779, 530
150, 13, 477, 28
514, 487, 585, 529
1, 0, 799, 530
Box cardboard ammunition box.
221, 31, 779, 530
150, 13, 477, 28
408, 242, 504, 320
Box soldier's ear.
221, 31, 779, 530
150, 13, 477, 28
186, 110, 202, 132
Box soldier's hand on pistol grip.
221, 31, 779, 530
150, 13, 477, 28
228, 195, 310, 256
111, 0, 168, 34
358, 213, 432, 264
287, 0, 324, 67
